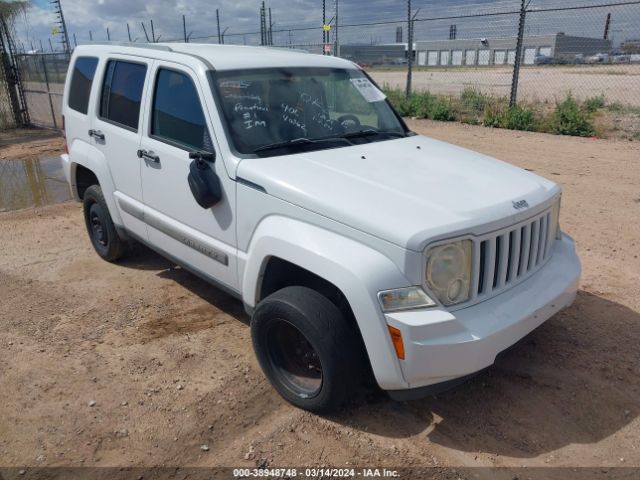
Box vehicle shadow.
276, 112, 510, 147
114, 246, 640, 458
331, 290, 640, 458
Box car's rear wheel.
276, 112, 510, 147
251, 286, 362, 412
83, 185, 127, 262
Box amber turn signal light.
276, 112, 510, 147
387, 325, 405, 360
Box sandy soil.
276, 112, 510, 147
1, 123, 639, 476
370, 64, 640, 106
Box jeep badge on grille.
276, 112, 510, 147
512, 199, 530, 210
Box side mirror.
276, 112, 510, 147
188, 152, 222, 209
189, 151, 216, 163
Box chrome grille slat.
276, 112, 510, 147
471, 240, 481, 300
483, 237, 496, 296
497, 233, 510, 288
509, 228, 521, 282
473, 207, 554, 302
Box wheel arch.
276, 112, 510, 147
241, 216, 411, 390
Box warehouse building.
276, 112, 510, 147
339, 43, 409, 66
415, 33, 612, 66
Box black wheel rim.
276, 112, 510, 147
266, 319, 323, 398
89, 204, 108, 247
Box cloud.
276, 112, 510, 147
13, 0, 640, 52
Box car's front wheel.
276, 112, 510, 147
251, 286, 362, 412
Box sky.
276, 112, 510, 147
11, 0, 640, 52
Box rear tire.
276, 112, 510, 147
251, 286, 362, 412
83, 185, 127, 262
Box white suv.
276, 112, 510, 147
61, 43, 581, 412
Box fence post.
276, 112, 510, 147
510, 0, 527, 107
41, 55, 58, 129
405, 0, 412, 98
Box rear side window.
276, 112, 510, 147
100, 60, 147, 131
151, 69, 212, 151
68, 57, 98, 114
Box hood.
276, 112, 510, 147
236, 135, 559, 251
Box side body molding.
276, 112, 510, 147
241, 216, 411, 390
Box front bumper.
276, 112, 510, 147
384, 233, 580, 395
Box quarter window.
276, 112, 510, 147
151, 69, 212, 151
100, 60, 147, 131
68, 56, 98, 114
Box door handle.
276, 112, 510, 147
137, 149, 160, 163
88, 129, 105, 141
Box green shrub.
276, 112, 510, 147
428, 98, 455, 121
552, 96, 595, 137
502, 105, 536, 131
461, 88, 490, 114
583, 95, 605, 113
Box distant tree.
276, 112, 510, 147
0, 1, 28, 21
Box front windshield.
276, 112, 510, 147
212, 67, 406, 156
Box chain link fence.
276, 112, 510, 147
0, 57, 13, 129
13, 53, 67, 129
2, 0, 639, 138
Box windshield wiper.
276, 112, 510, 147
253, 137, 350, 153
338, 129, 407, 140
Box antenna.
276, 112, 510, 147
50, 0, 71, 54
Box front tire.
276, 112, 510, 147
83, 185, 127, 262
251, 286, 362, 412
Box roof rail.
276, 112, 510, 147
81, 41, 173, 52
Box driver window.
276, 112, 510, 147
151, 68, 213, 151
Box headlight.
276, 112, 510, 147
378, 287, 436, 312
551, 196, 562, 240
425, 240, 473, 306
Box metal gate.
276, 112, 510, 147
14, 53, 68, 129
0, 16, 29, 128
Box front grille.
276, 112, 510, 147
471, 208, 554, 302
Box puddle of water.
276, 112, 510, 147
0, 156, 72, 212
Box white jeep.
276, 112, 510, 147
61, 43, 581, 412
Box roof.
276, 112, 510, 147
77, 42, 357, 71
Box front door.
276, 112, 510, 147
91, 56, 151, 240
139, 62, 238, 292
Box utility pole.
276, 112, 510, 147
89, 30, 93, 41
268, 7, 273, 45
50, 0, 71, 54
126, 23, 132, 42
260, 2, 266, 46
322, 0, 326, 54
48, 37, 54, 52
73, 33, 77, 47
106, 27, 111, 41
333, 0, 339, 56
510, 0, 527, 107
216, 9, 222, 44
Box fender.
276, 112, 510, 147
67, 140, 123, 227
241, 215, 412, 390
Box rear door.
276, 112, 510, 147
138, 61, 238, 291
64, 55, 99, 164
91, 56, 151, 240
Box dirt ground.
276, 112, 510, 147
1, 124, 639, 476
370, 64, 640, 106
0, 129, 64, 161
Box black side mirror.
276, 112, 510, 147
188, 152, 222, 209
189, 151, 216, 163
